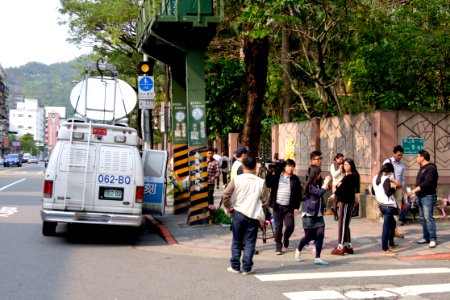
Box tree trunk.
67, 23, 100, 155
241, 36, 270, 156
281, 25, 292, 123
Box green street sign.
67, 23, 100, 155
402, 137, 424, 155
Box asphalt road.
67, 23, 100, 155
1, 164, 449, 300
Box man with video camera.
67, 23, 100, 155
265, 158, 302, 255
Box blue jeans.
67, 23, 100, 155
418, 194, 437, 241
379, 205, 396, 251
399, 200, 411, 221
230, 210, 259, 272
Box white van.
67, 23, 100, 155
40, 120, 144, 236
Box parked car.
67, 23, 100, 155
4, 153, 22, 167
22, 153, 31, 163
28, 156, 39, 164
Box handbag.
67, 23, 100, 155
257, 206, 265, 222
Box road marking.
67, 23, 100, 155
0, 179, 26, 191
0, 207, 19, 217
284, 283, 450, 300
255, 268, 450, 282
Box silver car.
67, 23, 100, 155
28, 156, 39, 164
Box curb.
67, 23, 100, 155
144, 214, 178, 245
401, 253, 450, 260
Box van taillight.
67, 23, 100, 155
43, 180, 53, 198
135, 186, 143, 203
93, 128, 107, 135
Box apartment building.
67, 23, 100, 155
45, 106, 66, 155
9, 96, 45, 143
0, 64, 9, 157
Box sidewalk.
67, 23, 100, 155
147, 185, 450, 260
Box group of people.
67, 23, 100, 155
221, 149, 360, 273
373, 146, 439, 255
221, 145, 439, 274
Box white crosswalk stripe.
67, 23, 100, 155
284, 283, 450, 300
254, 268, 450, 300
255, 268, 450, 282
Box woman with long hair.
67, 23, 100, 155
331, 158, 360, 255
372, 162, 399, 256
295, 166, 331, 265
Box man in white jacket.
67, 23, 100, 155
222, 156, 269, 275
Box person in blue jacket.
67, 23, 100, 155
295, 165, 331, 265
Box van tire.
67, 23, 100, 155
42, 222, 57, 236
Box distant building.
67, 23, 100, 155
0, 64, 9, 156
9, 97, 45, 143
45, 106, 66, 155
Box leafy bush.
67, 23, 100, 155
210, 207, 231, 225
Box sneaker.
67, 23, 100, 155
314, 258, 329, 265
283, 238, 290, 249
381, 249, 397, 256
429, 240, 437, 248
389, 244, 399, 250
325, 209, 334, 215
242, 270, 255, 275
344, 247, 354, 254
227, 267, 241, 274
417, 238, 430, 244
276, 250, 282, 255
294, 249, 301, 262
331, 247, 345, 255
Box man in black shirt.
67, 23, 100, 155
407, 150, 439, 248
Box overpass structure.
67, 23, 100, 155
136, 0, 224, 224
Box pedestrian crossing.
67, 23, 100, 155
255, 267, 450, 281
283, 284, 450, 300
254, 268, 450, 300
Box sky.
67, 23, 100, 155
0, 0, 91, 69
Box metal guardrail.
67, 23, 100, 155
136, 0, 224, 48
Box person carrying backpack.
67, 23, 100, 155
220, 151, 230, 188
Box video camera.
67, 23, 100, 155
256, 157, 285, 174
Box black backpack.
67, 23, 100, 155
221, 159, 228, 169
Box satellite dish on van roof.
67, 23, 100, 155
70, 77, 136, 121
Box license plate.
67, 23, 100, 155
99, 187, 124, 200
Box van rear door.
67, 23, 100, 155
55, 142, 97, 210
94, 145, 139, 213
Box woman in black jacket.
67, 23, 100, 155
330, 158, 360, 255
265, 159, 302, 255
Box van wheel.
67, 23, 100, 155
42, 222, 57, 236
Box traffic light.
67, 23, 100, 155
139, 61, 152, 76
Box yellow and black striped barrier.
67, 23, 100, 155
187, 146, 209, 225
172, 144, 190, 214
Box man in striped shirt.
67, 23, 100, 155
266, 159, 302, 255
